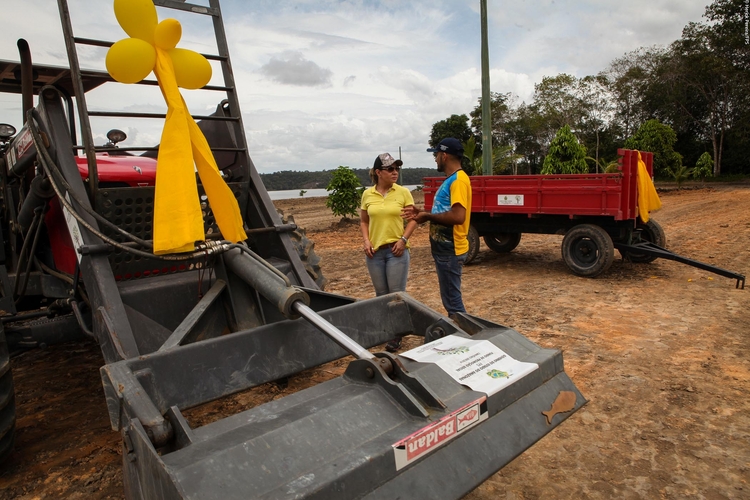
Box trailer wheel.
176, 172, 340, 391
484, 232, 522, 253
621, 219, 666, 264
0, 324, 16, 464
465, 225, 480, 265
561, 224, 614, 277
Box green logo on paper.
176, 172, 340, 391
487, 369, 510, 379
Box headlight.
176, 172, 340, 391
0, 123, 16, 140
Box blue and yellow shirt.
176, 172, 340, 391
430, 170, 472, 256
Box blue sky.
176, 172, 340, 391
0, 0, 709, 173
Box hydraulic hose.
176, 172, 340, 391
28, 111, 230, 262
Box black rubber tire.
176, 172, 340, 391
284, 214, 328, 290
0, 324, 16, 464
621, 219, 667, 264
483, 232, 522, 253
464, 225, 480, 265
561, 224, 614, 278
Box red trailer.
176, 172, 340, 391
423, 149, 744, 287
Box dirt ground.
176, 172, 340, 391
1, 184, 748, 499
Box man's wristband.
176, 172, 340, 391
400, 236, 408, 244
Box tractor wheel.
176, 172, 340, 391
561, 224, 614, 278
464, 225, 480, 265
0, 323, 16, 464
620, 219, 666, 264
284, 214, 328, 290
483, 232, 522, 253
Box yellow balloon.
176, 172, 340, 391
169, 48, 212, 89
114, 0, 157, 44
106, 38, 156, 84
155, 19, 181, 50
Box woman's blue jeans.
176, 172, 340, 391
365, 246, 410, 296
432, 252, 467, 316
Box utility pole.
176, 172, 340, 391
480, 0, 492, 175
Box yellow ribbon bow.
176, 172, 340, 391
105, 0, 247, 254
636, 151, 662, 223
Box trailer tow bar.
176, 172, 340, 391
614, 242, 745, 289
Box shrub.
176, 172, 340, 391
624, 119, 682, 178
325, 166, 362, 219
668, 164, 694, 188
541, 125, 587, 174
693, 152, 713, 182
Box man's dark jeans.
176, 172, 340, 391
432, 252, 467, 316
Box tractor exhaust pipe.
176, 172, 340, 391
17, 39, 34, 122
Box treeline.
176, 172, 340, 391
260, 167, 439, 191
431, 0, 750, 179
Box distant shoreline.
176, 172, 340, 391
268, 185, 421, 201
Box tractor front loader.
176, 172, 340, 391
0, 1, 585, 498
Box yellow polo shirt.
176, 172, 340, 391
361, 184, 414, 251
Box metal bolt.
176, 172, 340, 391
365, 367, 375, 379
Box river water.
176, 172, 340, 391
268, 185, 421, 200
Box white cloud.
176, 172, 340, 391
260, 51, 333, 87
0, 0, 710, 174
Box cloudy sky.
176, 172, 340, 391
0, 0, 710, 173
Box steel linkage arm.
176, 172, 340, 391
614, 242, 745, 289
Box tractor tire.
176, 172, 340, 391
561, 224, 614, 278
483, 232, 522, 253
620, 219, 666, 264
0, 323, 16, 464
284, 214, 328, 290
464, 225, 480, 265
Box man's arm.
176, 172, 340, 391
402, 203, 466, 226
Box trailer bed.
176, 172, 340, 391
424, 149, 651, 221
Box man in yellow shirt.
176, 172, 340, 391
402, 138, 472, 317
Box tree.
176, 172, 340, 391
491, 144, 523, 175
603, 47, 669, 139
429, 114, 474, 149
469, 92, 514, 147
325, 166, 362, 219
704, 0, 750, 71
504, 102, 548, 174
533, 74, 587, 130
463, 136, 522, 175
693, 152, 714, 181
668, 164, 694, 188
624, 119, 683, 178
463, 136, 483, 176
578, 74, 615, 167
541, 125, 588, 174
429, 114, 475, 171
660, 22, 738, 176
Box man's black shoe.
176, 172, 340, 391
385, 337, 402, 353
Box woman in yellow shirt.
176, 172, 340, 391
360, 153, 418, 351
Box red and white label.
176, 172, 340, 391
392, 397, 487, 470
15, 128, 33, 158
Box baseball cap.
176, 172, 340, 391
373, 152, 403, 169
427, 137, 464, 158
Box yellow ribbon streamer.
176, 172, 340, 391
106, 0, 247, 254
636, 151, 662, 223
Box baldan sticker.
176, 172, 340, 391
392, 397, 488, 470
